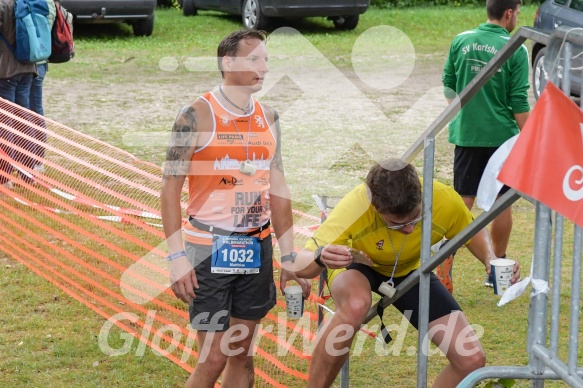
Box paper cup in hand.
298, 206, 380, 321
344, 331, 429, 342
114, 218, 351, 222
490, 258, 515, 296
284, 285, 304, 319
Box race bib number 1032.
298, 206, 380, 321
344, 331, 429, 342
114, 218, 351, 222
211, 235, 262, 274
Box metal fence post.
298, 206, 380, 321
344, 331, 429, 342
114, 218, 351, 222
549, 213, 564, 358
417, 136, 435, 387
561, 43, 572, 96
568, 225, 583, 375
528, 202, 552, 387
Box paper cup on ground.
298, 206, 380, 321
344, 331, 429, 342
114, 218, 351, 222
490, 258, 515, 296
284, 285, 304, 319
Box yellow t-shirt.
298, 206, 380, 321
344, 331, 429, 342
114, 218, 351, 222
305, 181, 473, 283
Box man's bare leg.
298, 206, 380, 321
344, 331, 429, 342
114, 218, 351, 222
185, 318, 260, 388
430, 311, 486, 388
308, 270, 372, 388
461, 195, 511, 257
491, 205, 512, 258
186, 330, 227, 388
461, 196, 475, 211
221, 318, 261, 388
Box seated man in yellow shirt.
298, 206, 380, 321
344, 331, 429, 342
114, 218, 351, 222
280, 158, 520, 388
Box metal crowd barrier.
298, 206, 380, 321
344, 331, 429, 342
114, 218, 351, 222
356, 26, 583, 387
458, 26, 583, 388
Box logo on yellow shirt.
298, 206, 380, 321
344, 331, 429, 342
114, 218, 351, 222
376, 240, 384, 250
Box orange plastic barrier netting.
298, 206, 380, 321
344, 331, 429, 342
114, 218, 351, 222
0, 97, 328, 387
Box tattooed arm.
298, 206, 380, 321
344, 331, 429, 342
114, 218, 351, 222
161, 102, 201, 303
265, 105, 311, 297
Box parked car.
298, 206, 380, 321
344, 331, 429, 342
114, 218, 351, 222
532, 0, 583, 99
60, 0, 157, 36
178, 0, 370, 30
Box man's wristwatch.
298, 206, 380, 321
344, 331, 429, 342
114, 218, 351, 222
281, 252, 297, 264
314, 246, 326, 267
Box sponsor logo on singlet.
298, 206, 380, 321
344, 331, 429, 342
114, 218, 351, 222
213, 154, 271, 171
254, 115, 265, 128
219, 177, 243, 186
219, 114, 230, 126
231, 191, 264, 228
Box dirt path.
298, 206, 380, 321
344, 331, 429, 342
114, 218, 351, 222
41, 54, 494, 207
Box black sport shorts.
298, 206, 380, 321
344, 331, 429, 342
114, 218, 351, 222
185, 235, 276, 332
347, 263, 461, 329
454, 146, 510, 197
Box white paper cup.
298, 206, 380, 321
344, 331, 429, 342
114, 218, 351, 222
284, 285, 304, 319
490, 258, 515, 296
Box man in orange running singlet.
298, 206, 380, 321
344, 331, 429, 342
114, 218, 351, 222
160, 30, 310, 388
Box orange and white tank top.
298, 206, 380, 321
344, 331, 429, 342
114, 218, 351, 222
184, 91, 276, 244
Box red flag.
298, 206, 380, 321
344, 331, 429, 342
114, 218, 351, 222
498, 82, 583, 227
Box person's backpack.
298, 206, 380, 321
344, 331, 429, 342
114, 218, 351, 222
48, 1, 74, 63
0, 0, 52, 63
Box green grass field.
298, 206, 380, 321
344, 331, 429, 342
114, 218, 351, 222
1, 4, 580, 388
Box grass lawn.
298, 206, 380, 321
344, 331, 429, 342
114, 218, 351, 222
2, 4, 581, 388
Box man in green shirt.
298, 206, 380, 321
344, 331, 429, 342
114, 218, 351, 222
442, 0, 530, 286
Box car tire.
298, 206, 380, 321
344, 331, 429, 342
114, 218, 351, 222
183, 0, 197, 16
333, 15, 359, 30
532, 47, 548, 100
242, 0, 269, 30
133, 16, 154, 36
